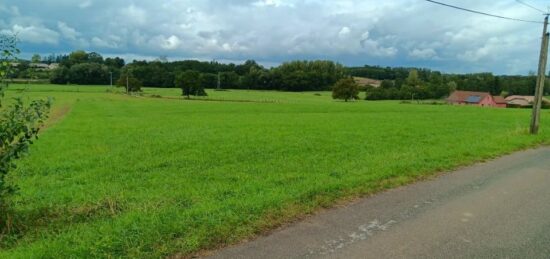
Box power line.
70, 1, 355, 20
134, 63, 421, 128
515, 0, 547, 14
425, 0, 544, 24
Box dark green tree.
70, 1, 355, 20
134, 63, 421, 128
116, 68, 142, 93
175, 70, 206, 98
332, 77, 360, 102
200, 73, 218, 89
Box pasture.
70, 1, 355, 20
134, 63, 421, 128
2, 84, 549, 258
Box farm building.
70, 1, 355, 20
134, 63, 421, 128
505, 95, 550, 108
446, 90, 504, 108
493, 96, 508, 108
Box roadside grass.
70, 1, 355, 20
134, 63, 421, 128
1, 84, 549, 258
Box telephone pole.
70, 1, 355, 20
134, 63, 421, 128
126, 74, 129, 94
530, 15, 549, 135
217, 72, 221, 90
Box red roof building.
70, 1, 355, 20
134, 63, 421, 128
446, 90, 505, 108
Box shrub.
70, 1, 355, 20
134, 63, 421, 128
0, 33, 51, 231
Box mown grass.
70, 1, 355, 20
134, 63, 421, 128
2, 84, 549, 258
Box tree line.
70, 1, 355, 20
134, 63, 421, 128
117, 59, 346, 92
7, 50, 548, 99
349, 65, 549, 100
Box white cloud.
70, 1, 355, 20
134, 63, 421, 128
360, 31, 397, 57
79, 0, 92, 9
120, 4, 147, 26
457, 37, 500, 62
92, 36, 119, 48
338, 26, 351, 38
158, 35, 181, 50
57, 21, 79, 40
3, 24, 59, 44
409, 48, 437, 60
252, 0, 294, 8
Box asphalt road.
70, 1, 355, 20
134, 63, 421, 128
207, 146, 550, 258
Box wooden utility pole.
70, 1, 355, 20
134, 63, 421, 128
217, 72, 221, 90
530, 15, 549, 135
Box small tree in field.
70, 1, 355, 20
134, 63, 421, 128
116, 68, 142, 93
0, 34, 51, 229
174, 70, 207, 99
332, 77, 360, 102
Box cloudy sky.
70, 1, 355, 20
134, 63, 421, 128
1, 0, 548, 74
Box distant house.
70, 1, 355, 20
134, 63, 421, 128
493, 96, 508, 108
30, 63, 51, 70
505, 95, 550, 108
447, 90, 504, 108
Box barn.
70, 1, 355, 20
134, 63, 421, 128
447, 90, 504, 108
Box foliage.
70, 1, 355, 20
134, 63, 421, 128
351, 65, 550, 100
174, 70, 206, 98
31, 54, 41, 64
332, 77, 360, 101
0, 34, 51, 230
2, 85, 549, 258
116, 68, 142, 93
115, 59, 345, 91
0, 34, 19, 83
68, 63, 110, 85
271, 60, 346, 91
50, 50, 124, 85
200, 73, 218, 89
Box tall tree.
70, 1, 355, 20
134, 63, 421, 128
175, 70, 206, 98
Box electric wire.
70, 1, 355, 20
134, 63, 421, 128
515, 0, 547, 14
425, 0, 544, 24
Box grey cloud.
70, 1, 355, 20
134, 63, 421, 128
1, 0, 548, 74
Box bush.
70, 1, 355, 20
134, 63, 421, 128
0, 33, 51, 231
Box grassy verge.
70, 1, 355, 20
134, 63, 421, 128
1, 84, 549, 258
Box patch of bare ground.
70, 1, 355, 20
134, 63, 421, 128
42, 105, 71, 130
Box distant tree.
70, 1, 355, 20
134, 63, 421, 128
31, 54, 41, 63
332, 77, 360, 102
219, 71, 240, 89
116, 68, 142, 92
175, 70, 206, 98
69, 63, 110, 85
241, 66, 266, 89
66, 50, 89, 66
380, 80, 394, 89
87, 52, 104, 64
200, 73, 218, 89
447, 81, 457, 92
104, 57, 125, 69
405, 69, 422, 87
50, 66, 70, 84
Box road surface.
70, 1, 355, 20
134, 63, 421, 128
207, 146, 550, 258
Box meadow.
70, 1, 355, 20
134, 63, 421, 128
2, 84, 549, 258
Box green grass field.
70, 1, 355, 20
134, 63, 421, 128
2, 84, 550, 258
